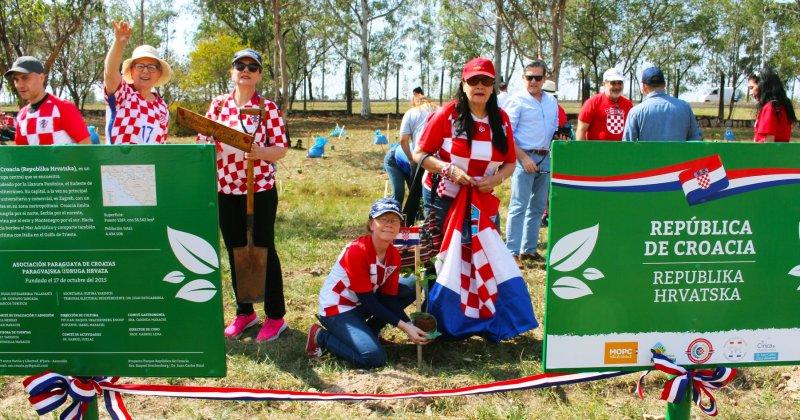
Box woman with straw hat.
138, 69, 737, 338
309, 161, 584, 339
103, 20, 172, 144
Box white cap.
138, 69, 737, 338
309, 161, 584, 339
542, 80, 558, 94
603, 68, 625, 82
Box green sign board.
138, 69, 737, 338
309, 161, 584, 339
543, 141, 800, 372
0, 145, 226, 377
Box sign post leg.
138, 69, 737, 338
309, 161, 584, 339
414, 245, 422, 368
665, 376, 691, 420
85, 398, 100, 420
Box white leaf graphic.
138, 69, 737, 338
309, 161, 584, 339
789, 265, 800, 277
550, 224, 599, 272
552, 277, 593, 300
583, 267, 604, 281
176, 280, 217, 303
163, 270, 185, 283
167, 227, 219, 275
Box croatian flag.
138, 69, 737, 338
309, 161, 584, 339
678, 155, 729, 205
427, 187, 538, 342
395, 227, 420, 247
553, 154, 800, 206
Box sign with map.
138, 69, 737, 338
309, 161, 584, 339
543, 141, 800, 372
0, 145, 225, 377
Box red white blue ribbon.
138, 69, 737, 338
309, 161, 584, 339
553, 154, 800, 206
636, 352, 736, 416
24, 370, 627, 416
22, 371, 131, 420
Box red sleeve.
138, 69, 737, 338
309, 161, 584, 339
756, 103, 778, 136
261, 100, 287, 148
58, 101, 89, 142
558, 105, 567, 127
417, 103, 454, 154
578, 95, 594, 124
377, 246, 401, 296
341, 239, 374, 294
501, 110, 516, 164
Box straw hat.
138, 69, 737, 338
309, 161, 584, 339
121, 45, 172, 87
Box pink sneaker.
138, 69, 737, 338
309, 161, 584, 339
256, 318, 288, 343
306, 324, 322, 357
224, 313, 258, 338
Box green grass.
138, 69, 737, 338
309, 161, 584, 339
1, 115, 799, 419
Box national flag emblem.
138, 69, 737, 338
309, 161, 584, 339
394, 226, 420, 246
694, 168, 710, 189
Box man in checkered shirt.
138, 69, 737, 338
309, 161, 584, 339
4, 56, 90, 145
103, 20, 171, 144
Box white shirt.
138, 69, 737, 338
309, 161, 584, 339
504, 91, 559, 150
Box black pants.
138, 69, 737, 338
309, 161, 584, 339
218, 189, 285, 319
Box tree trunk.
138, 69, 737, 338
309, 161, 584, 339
272, 0, 289, 110
395, 68, 400, 116
548, 0, 567, 85
358, 0, 372, 117
494, 4, 502, 89
718, 71, 725, 120
673, 72, 680, 98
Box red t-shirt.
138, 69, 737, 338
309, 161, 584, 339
557, 104, 567, 127
318, 235, 401, 317
754, 102, 793, 142
15, 94, 89, 145
578, 93, 633, 141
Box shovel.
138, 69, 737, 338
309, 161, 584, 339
232, 154, 268, 303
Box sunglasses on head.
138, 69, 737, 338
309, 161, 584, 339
524, 74, 544, 82
234, 62, 261, 72
465, 75, 494, 87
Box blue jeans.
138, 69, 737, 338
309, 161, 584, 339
383, 146, 412, 205
317, 285, 415, 369
506, 153, 550, 256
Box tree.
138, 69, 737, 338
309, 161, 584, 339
496, 0, 568, 84
0, 0, 96, 98
321, 0, 406, 117
181, 34, 246, 101
51, 2, 108, 110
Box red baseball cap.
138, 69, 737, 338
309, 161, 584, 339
462, 57, 496, 80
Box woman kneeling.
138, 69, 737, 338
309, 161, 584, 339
306, 198, 429, 368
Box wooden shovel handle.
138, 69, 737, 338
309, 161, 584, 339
246, 159, 255, 216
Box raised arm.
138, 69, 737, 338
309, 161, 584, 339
104, 21, 132, 94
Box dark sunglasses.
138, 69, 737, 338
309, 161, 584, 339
465, 75, 494, 87
524, 74, 545, 82
233, 62, 261, 72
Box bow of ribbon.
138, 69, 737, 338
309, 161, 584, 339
22, 371, 130, 420
636, 351, 737, 416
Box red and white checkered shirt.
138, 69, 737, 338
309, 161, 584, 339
318, 235, 401, 317
197, 92, 288, 194
418, 101, 516, 198
105, 81, 169, 144
14, 94, 89, 145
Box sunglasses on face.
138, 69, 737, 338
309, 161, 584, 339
524, 74, 544, 82
233, 62, 262, 72
465, 75, 494, 87
134, 63, 160, 72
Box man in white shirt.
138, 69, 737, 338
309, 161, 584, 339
503, 60, 559, 264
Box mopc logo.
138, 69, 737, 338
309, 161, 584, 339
686, 338, 714, 364
604, 342, 638, 364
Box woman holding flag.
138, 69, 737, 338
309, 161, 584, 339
411, 57, 538, 342
306, 198, 429, 368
